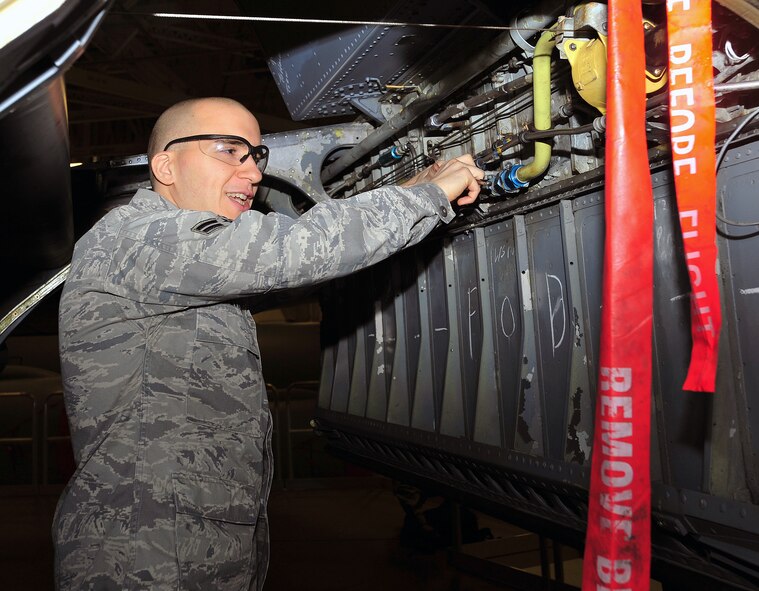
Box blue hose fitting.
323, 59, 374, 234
506, 164, 529, 189
378, 145, 406, 167
491, 164, 529, 196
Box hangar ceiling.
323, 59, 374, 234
64, 0, 508, 162
65, 0, 331, 161
13, 0, 759, 163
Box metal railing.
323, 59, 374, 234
42, 392, 70, 487
0, 391, 39, 490
266, 380, 322, 484
0, 381, 327, 491
0, 389, 72, 492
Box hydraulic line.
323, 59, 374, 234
435, 87, 542, 152
337, 91, 601, 195
716, 107, 759, 229
436, 78, 567, 152
351, 92, 536, 191
332, 68, 571, 195
339, 63, 570, 194
513, 26, 559, 186
714, 79, 759, 93
521, 125, 592, 140
328, 144, 410, 195
521, 116, 605, 140
426, 74, 534, 130
320, 2, 561, 184
475, 117, 603, 168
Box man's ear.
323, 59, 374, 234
151, 152, 174, 186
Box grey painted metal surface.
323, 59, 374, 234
316, 137, 759, 590
266, 2, 498, 121
262, 123, 373, 204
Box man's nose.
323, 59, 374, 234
237, 157, 263, 183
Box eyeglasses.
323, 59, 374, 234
164, 134, 269, 172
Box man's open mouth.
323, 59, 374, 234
227, 192, 252, 207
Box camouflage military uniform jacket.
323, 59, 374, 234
53, 185, 453, 590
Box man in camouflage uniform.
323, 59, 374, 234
53, 97, 483, 590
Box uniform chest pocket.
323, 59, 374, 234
187, 307, 264, 434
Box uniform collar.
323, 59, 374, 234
129, 188, 179, 212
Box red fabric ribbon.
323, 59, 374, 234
581, 0, 653, 588
667, 0, 721, 392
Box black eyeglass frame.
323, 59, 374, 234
163, 134, 269, 170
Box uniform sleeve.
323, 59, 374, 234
105, 183, 453, 306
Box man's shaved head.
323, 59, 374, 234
147, 97, 252, 187
147, 96, 263, 219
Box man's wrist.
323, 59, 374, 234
403, 183, 454, 223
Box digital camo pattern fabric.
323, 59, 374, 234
53, 185, 452, 590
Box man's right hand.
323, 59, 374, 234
401, 155, 484, 206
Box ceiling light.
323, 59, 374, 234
152, 12, 512, 32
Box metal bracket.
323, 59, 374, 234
347, 94, 387, 124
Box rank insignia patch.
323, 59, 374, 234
191, 217, 231, 236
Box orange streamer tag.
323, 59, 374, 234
582, 0, 653, 589
667, 0, 721, 392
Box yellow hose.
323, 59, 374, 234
515, 27, 558, 184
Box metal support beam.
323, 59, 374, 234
142, 21, 262, 57
716, 0, 759, 29
66, 68, 188, 106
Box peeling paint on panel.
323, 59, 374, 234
374, 301, 384, 345
517, 365, 539, 446
521, 269, 533, 311
516, 388, 533, 444
578, 430, 591, 459
573, 307, 583, 347
566, 386, 587, 464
